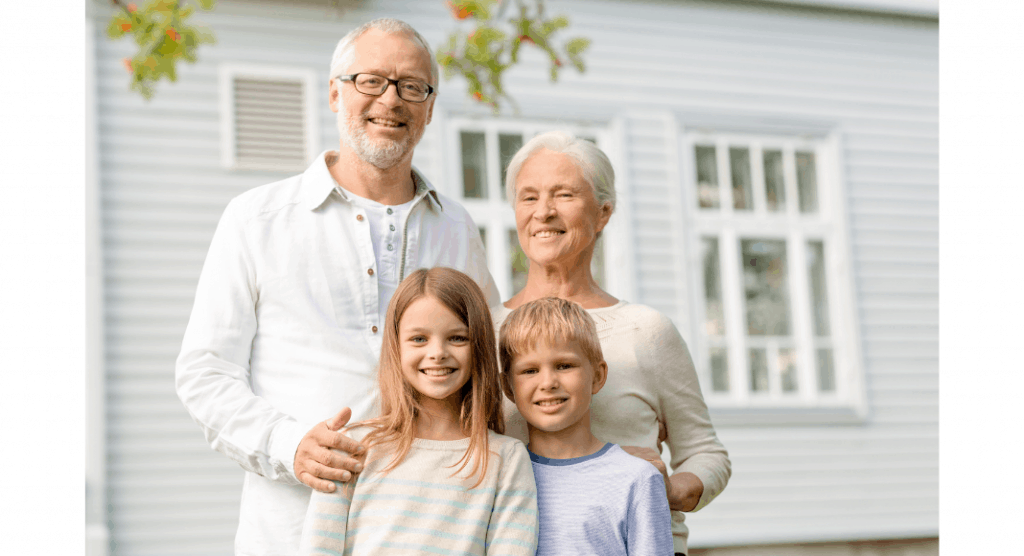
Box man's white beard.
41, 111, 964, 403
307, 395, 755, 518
337, 107, 420, 170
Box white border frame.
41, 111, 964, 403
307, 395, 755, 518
85, 15, 110, 556
218, 63, 319, 172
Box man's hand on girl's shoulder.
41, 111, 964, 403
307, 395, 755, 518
295, 407, 366, 493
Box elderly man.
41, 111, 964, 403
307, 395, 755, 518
176, 18, 498, 555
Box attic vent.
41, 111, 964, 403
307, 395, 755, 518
220, 65, 318, 172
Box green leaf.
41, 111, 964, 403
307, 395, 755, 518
436, 0, 590, 112
106, 18, 128, 39
565, 37, 590, 55
196, 0, 217, 10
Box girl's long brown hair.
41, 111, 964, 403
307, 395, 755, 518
358, 267, 504, 487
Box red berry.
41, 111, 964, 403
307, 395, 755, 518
127, 3, 137, 12
473, 91, 483, 101
121, 23, 132, 31
123, 58, 133, 73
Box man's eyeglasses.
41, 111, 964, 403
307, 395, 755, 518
336, 73, 434, 103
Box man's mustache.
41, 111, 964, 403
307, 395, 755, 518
361, 109, 412, 124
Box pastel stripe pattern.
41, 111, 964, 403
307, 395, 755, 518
299, 429, 538, 555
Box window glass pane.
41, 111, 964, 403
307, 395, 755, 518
796, 151, 818, 213
695, 145, 719, 209
730, 147, 753, 211
762, 149, 786, 212
498, 133, 523, 200
701, 237, 725, 336
591, 235, 606, 288
806, 240, 831, 336
461, 131, 487, 199
817, 348, 835, 392
710, 347, 729, 392
508, 229, 528, 295
741, 239, 791, 336
779, 348, 798, 392
749, 348, 769, 393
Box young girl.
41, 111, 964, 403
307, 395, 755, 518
299, 267, 539, 556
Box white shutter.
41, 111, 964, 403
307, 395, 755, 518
220, 64, 319, 172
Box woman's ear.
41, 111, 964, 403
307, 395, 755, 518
594, 202, 613, 234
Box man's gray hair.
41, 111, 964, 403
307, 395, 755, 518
504, 131, 616, 212
329, 18, 439, 93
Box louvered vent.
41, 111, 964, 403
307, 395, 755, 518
233, 77, 308, 169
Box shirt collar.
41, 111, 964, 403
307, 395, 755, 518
302, 150, 444, 212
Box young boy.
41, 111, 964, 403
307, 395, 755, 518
498, 297, 674, 556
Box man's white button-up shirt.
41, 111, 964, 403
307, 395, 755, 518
175, 151, 499, 556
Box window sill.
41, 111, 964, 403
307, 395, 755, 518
708, 405, 866, 427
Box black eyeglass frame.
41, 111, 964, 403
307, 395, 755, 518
335, 73, 435, 103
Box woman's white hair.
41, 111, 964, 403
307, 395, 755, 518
329, 18, 439, 93
504, 131, 616, 212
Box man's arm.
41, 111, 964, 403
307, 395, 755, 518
175, 199, 363, 489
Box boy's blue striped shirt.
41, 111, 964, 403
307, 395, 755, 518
530, 443, 674, 556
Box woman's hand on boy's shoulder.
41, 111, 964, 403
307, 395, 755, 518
621, 445, 704, 512
294, 407, 367, 493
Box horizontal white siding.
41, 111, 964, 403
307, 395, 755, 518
93, 0, 936, 553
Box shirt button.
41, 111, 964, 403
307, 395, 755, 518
371, 326, 378, 333
386, 208, 393, 215
389, 224, 396, 232
387, 244, 394, 251
356, 214, 364, 221
367, 268, 374, 276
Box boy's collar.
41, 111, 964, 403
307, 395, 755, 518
527, 442, 613, 466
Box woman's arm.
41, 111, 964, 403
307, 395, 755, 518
632, 310, 732, 513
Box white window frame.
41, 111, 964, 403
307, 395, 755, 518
442, 117, 631, 302
680, 129, 867, 425
218, 63, 319, 172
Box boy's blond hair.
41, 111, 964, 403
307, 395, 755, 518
498, 297, 604, 401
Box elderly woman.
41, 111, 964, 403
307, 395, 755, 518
494, 131, 731, 556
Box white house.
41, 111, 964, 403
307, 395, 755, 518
85, 0, 938, 554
